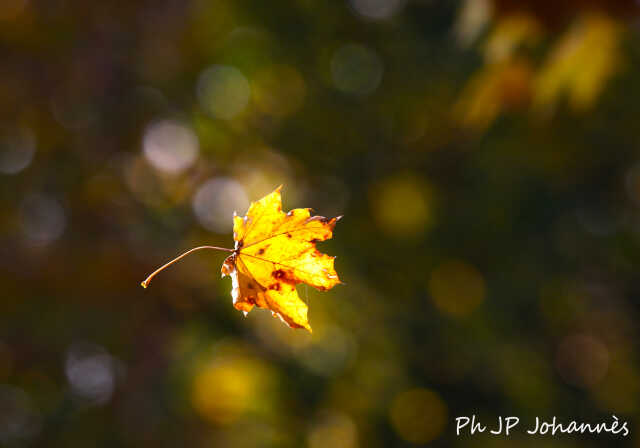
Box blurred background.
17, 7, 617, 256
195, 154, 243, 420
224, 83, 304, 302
2, 0, 640, 446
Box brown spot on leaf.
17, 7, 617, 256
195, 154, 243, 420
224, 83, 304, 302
271, 268, 296, 285
269, 283, 281, 291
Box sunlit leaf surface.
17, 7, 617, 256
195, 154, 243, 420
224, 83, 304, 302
222, 187, 341, 331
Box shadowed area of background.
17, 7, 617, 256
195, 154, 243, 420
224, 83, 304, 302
1, 0, 640, 446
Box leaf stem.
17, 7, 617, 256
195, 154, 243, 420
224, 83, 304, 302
141, 246, 233, 289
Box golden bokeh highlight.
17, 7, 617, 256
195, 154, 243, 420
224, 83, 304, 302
428, 260, 486, 317
389, 388, 447, 444
308, 412, 359, 448
191, 353, 274, 425
455, 10, 621, 129
484, 14, 541, 63
252, 65, 306, 118
534, 13, 620, 112
370, 176, 434, 238
455, 58, 533, 130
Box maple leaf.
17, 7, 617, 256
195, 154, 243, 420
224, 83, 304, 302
141, 186, 341, 332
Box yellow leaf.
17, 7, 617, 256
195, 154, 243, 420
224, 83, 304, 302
221, 186, 341, 331
141, 187, 342, 332
534, 13, 621, 113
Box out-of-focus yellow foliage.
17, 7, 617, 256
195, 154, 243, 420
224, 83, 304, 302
455, 58, 533, 129
534, 13, 621, 113
455, 12, 539, 128
485, 13, 541, 62
456, 10, 623, 129
222, 187, 341, 331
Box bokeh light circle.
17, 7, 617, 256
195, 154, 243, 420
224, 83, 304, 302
331, 44, 383, 96
348, 0, 406, 20
0, 128, 36, 175
390, 388, 447, 444
197, 65, 251, 120
370, 175, 433, 238
192, 177, 249, 233
65, 343, 119, 405
142, 120, 199, 174
19, 194, 66, 246
428, 260, 486, 317
190, 346, 274, 425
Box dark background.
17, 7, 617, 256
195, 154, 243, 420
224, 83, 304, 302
2, 0, 640, 446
